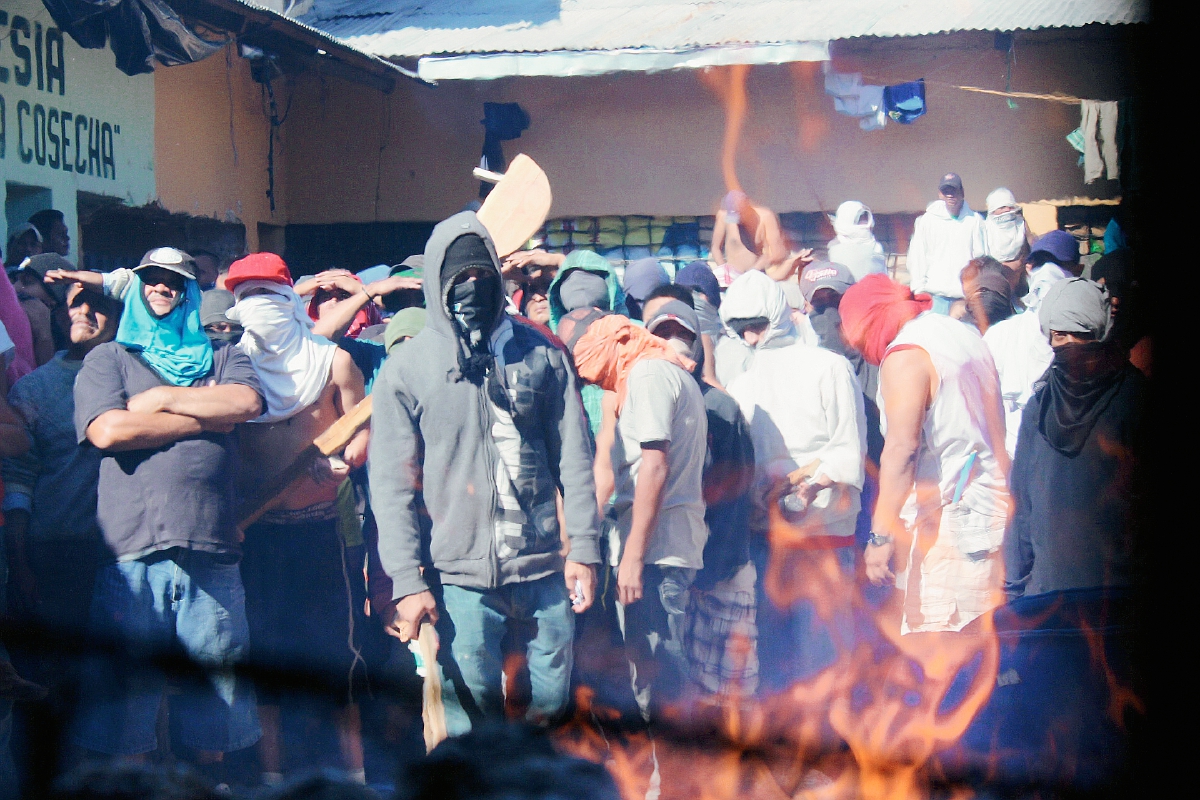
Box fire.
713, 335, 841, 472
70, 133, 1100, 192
554, 512, 1007, 800
788, 61, 831, 153
698, 64, 751, 194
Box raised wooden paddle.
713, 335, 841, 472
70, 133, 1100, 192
475, 153, 553, 257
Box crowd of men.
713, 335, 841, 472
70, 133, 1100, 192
0, 171, 1145, 796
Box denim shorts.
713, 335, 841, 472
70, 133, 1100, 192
73, 550, 261, 755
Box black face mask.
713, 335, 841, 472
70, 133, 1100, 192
1037, 341, 1128, 456
206, 330, 242, 345
451, 273, 502, 337
445, 272, 502, 384
383, 288, 424, 313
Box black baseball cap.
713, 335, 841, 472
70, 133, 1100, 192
390, 254, 425, 280
938, 173, 964, 193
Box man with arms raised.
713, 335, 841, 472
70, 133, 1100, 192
223, 253, 371, 786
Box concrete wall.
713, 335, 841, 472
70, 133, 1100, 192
280, 26, 1138, 223
154, 42, 285, 253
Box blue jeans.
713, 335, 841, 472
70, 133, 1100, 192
614, 565, 694, 723
73, 551, 261, 755
434, 574, 575, 737
750, 540, 856, 694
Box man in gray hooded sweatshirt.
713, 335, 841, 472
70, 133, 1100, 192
369, 212, 601, 736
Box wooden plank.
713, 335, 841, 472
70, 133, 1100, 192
418, 622, 448, 752
476, 153, 553, 258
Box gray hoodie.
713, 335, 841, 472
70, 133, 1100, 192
369, 212, 601, 600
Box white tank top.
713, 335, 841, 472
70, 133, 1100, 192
882, 313, 1008, 513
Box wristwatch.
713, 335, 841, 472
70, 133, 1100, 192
867, 533, 894, 547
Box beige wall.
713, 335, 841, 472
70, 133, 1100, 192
280, 27, 1137, 223
155, 43, 286, 252
152, 27, 1138, 233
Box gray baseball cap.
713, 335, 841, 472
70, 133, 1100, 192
799, 261, 855, 303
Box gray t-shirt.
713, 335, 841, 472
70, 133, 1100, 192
612, 358, 708, 568
74, 342, 262, 561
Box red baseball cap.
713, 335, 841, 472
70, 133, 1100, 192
225, 252, 293, 291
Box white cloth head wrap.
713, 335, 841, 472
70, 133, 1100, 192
831, 201, 875, 242
1021, 263, 1070, 311
983, 188, 1027, 262
228, 279, 337, 422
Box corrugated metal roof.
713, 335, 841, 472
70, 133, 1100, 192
297, 0, 1148, 59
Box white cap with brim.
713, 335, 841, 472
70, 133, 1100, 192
134, 247, 197, 280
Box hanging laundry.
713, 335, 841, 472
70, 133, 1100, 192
1117, 97, 1138, 193
824, 70, 887, 129
1079, 100, 1119, 183
1065, 127, 1087, 166
824, 70, 863, 99
884, 79, 926, 123
859, 108, 887, 131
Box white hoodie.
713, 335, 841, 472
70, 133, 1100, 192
714, 270, 817, 386
907, 200, 986, 298
828, 201, 888, 280
981, 263, 1070, 458
722, 271, 866, 539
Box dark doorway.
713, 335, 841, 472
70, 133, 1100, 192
77, 192, 247, 272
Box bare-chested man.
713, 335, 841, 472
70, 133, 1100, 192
223, 253, 370, 787
711, 190, 809, 284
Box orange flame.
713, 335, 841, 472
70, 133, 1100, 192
788, 61, 831, 153
698, 64, 751, 194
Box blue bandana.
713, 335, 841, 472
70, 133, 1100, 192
115, 275, 214, 386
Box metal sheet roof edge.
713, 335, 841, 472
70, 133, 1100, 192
416, 41, 831, 80
213, 0, 431, 85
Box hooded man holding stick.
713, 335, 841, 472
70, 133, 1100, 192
369, 211, 600, 737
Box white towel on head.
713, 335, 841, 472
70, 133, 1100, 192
229, 279, 337, 422
983, 188, 1028, 262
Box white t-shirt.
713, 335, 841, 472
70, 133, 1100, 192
982, 310, 1054, 459
612, 358, 708, 569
